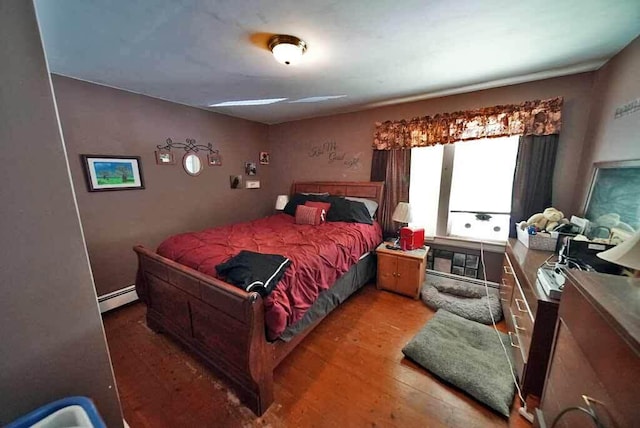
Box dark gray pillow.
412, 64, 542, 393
402, 310, 515, 417
283, 193, 329, 216
344, 196, 378, 219
325, 197, 373, 225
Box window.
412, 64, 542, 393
408, 145, 443, 236
410, 136, 519, 242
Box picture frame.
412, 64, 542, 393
208, 152, 222, 166
583, 159, 640, 236
452, 253, 466, 267
245, 161, 257, 176
230, 175, 243, 189
452, 266, 465, 276
259, 151, 270, 165
245, 180, 261, 189
81, 155, 144, 192
465, 254, 479, 269
155, 150, 175, 165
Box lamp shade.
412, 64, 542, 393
597, 229, 640, 270
392, 202, 413, 223
275, 194, 289, 210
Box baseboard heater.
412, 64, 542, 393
98, 285, 138, 313
427, 269, 499, 289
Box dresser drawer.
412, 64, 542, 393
510, 281, 534, 359
500, 254, 516, 315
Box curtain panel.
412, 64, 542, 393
371, 149, 411, 237
373, 97, 563, 150
509, 134, 560, 237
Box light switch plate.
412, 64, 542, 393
246, 180, 260, 189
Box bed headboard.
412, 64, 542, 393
290, 181, 385, 207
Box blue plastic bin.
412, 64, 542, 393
6, 396, 106, 428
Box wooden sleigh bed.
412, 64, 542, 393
133, 181, 384, 415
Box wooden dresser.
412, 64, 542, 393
535, 271, 640, 428
500, 239, 560, 408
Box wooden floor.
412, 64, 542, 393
103, 284, 532, 428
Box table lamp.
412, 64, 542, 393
392, 202, 413, 243
275, 194, 289, 211
597, 228, 640, 277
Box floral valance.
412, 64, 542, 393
373, 97, 563, 150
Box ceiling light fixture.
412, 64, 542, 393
268, 34, 307, 66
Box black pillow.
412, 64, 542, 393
283, 193, 329, 216
326, 197, 373, 225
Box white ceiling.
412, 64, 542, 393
35, 0, 640, 124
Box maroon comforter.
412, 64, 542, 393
157, 214, 382, 340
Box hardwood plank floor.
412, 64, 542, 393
103, 284, 532, 427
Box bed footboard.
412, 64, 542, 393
133, 245, 274, 415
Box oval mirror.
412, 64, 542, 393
183, 153, 203, 176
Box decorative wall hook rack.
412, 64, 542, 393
157, 138, 219, 155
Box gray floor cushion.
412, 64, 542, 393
402, 310, 516, 417
421, 276, 503, 324
429, 275, 486, 298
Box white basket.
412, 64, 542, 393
516, 227, 558, 251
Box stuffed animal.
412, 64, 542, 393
518, 207, 567, 232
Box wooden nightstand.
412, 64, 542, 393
376, 243, 428, 299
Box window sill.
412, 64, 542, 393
424, 235, 506, 253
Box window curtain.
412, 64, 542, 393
373, 97, 563, 150
371, 149, 411, 237
509, 134, 560, 237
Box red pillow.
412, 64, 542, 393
295, 205, 326, 225
305, 201, 331, 216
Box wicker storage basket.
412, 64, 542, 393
516, 227, 558, 251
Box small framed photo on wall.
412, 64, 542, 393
207, 152, 222, 166
230, 175, 242, 189
245, 161, 257, 176
155, 150, 175, 165
259, 152, 270, 165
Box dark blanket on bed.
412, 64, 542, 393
157, 214, 382, 340
216, 250, 291, 296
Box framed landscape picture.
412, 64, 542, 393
81, 155, 145, 192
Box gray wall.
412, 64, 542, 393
0, 1, 123, 425
52, 75, 273, 296
575, 36, 640, 212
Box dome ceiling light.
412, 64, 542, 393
268, 34, 307, 66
